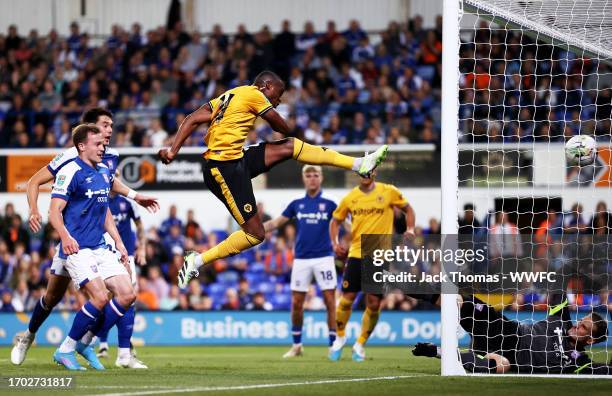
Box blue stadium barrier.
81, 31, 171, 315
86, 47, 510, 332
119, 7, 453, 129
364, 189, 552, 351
1, 310, 610, 347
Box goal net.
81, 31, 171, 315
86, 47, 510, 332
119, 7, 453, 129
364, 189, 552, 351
440, 0, 612, 376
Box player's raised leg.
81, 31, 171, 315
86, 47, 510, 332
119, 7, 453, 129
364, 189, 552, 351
261, 137, 388, 178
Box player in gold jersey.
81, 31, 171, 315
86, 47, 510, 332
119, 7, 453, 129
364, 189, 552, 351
328, 171, 415, 362
158, 71, 389, 288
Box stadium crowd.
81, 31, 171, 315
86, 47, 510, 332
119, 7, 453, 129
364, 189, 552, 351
0, 17, 610, 313
1, 199, 611, 313
2, 15, 609, 149
0, 17, 446, 148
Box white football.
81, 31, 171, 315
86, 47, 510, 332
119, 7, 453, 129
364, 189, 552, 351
565, 135, 597, 166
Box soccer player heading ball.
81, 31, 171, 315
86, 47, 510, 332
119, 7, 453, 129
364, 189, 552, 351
159, 70, 389, 287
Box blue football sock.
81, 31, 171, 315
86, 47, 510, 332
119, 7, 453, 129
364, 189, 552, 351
117, 305, 135, 349
68, 302, 102, 342
291, 325, 302, 345
94, 299, 127, 339
329, 329, 337, 346
28, 296, 52, 334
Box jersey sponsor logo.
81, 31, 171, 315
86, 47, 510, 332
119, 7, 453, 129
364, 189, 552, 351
85, 187, 110, 199
296, 211, 329, 221
352, 207, 384, 216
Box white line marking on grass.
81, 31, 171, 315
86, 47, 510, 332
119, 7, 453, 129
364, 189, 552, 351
96, 374, 431, 396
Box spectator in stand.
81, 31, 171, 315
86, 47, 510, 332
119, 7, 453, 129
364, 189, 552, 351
458, 203, 482, 234
2, 214, 30, 254
590, 201, 612, 235
561, 203, 587, 234
136, 277, 160, 310
489, 211, 522, 259
146, 117, 168, 147
159, 204, 183, 238
148, 266, 170, 302
265, 237, 293, 283
221, 288, 241, 310
163, 226, 186, 259
245, 292, 273, 311
0, 289, 15, 312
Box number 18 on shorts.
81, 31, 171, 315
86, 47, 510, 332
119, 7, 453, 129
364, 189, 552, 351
290, 256, 337, 292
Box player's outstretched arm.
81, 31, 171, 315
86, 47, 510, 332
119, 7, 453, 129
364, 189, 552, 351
48, 198, 79, 255
104, 208, 128, 266
159, 104, 213, 164
261, 109, 291, 135
111, 178, 160, 213
263, 215, 290, 233
26, 166, 54, 232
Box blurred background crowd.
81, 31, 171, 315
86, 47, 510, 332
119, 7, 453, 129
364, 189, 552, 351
1, 14, 609, 149
0, 16, 610, 313
1, 199, 611, 313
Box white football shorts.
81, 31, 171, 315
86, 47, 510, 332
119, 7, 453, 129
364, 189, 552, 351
290, 256, 337, 292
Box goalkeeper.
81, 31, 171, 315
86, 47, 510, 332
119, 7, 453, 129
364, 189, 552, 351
411, 294, 610, 374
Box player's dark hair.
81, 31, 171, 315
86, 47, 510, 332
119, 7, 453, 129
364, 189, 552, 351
590, 312, 608, 344
72, 123, 101, 151
253, 70, 283, 87
81, 107, 113, 124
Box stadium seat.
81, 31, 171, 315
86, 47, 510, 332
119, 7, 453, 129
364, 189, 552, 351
217, 271, 239, 285
258, 282, 275, 294
272, 293, 292, 310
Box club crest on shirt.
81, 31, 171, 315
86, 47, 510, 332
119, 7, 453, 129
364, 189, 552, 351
102, 173, 110, 184
91, 264, 98, 273
120, 202, 127, 211
376, 195, 384, 204
57, 175, 66, 186
244, 203, 253, 213
319, 203, 326, 211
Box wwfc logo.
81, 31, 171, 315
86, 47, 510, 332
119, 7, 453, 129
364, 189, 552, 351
244, 203, 253, 213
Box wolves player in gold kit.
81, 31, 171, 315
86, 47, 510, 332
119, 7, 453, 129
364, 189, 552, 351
159, 71, 388, 287
328, 171, 415, 362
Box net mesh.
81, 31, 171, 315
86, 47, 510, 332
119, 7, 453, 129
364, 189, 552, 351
455, 0, 612, 375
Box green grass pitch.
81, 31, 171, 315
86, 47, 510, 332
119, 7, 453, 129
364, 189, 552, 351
1, 346, 610, 395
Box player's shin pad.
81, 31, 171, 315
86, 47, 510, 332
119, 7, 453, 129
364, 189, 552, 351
292, 139, 354, 170
202, 230, 262, 264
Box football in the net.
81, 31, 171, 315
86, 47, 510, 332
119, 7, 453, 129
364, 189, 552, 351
565, 135, 597, 166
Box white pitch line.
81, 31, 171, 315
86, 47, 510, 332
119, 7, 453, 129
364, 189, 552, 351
96, 374, 431, 396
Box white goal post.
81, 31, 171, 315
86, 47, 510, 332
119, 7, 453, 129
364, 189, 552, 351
440, 0, 612, 376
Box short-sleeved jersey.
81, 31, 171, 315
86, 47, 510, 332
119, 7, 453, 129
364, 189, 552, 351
51, 157, 114, 259
333, 182, 408, 259
204, 85, 274, 161
281, 191, 337, 259
109, 195, 140, 256
48, 146, 119, 177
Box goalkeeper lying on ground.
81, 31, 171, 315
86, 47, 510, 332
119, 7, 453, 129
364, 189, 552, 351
411, 294, 610, 374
